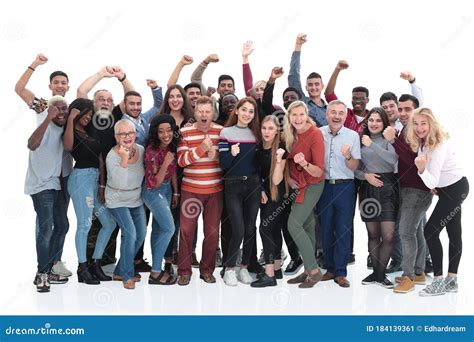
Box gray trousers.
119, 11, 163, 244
399, 187, 433, 278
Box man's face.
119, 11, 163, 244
398, 100, 416, 126
283, 90, 300, 109
93, 90, 114, 114
194, 103, 213, 131
326, 103, 347, 132
51, 100, 68, 127
381, 100, 399, 124
217, 79, 235, 97
222, 95, 238, 114
124, 95, 142, 119
352, 91, 369, 113
186, 87, 201, 108
305, 77, 324, 98
49, 76, 69, 97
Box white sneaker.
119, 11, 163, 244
223, 269, 238, 287
238, 268, 253, 284
52, 261, 73, 277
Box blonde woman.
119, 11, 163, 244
406, 108, 469, 296
284, 101, 325, 288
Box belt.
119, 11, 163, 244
326, 179, 353, 185
223, 175, 258, 181
107, 184, 140, 191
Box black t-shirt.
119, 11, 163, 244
88, 105, 123, 157
256, 143, 288, 195
71, 130, 102, 169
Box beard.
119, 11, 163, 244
96, 109, 112, 118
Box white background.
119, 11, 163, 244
0, 0, 473, 314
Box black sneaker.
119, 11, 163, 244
134, 258, 152, 272
386, 260, 402, 273
35, 273, 50, 293
251, 274, 277, 288
367, 255, 373, 269
347, 254, 355, 265
257, 269, 283, 280
425, 259, 434, 274
377, 276, 394, 289
284, 257, 303, 275
361, 272, 377, 285
48, 272, 68, 284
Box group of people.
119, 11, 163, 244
19, 34, 468, 298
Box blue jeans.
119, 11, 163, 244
318, 181, 356, 278
142, 183, 175, 273
109, 205, 147, 281
68, 168, 116, 263
31, 185, 69, 273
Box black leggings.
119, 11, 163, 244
259, 196, 285, 264
424, 177, 469, 276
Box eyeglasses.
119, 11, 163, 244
116, 131, 136, 138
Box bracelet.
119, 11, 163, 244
409, 77, 416, 84
303, 163, 310, 168
28, 66, 35, 72
119, 73, 127, 82
345, 155, 352, 161
99, 185, 106, 189
173, 193, 180, 197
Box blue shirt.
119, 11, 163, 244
219, 125, 258, 177
320, 125, 361, 180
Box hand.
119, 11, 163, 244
180, 55, 194, 65
97, 187, 106, 204
276, 148, 285, 163
336, 60, 349, 70
206, 86, 216, 97
400, 71, 415, 82
295, 33, 307, 47
288, 177, 299, 190
33, 53, 48, 67
231, 143, 240, 156
341, 144, 352, 159
112, 66, 125, 80
205, 54, 219, 63
365, 173, 384, 187
117, 145, 130, 160
163, 152, 175, 168
271, 67, 284, 80
200, 137, 213, 152
68, 108, 81, 122
46, 105, 59, 121
361, 135, 373, 147
414, 154, 428, 173
100, 66, 115, 78
242, 40, 254, 58
293, 152, 306, 166
383, 126, 397, 141
172, 194, 180, 208
208, 148, 217, 160
146, 79, 158, 89
261, 191, 268, 204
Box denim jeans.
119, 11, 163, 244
109, 205, 147, 281
142, 183, 175, 273
68, 168, 116, 263
31, 186, 69, 273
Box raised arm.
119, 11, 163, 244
262, 67, 284, 115
141, 79, 163, 123
400, 71, 424, 106
288, 34, 307, 99
27, 105, 57, 151
325, 60, 349, 99
190, 54, 219, 95
77, 66, 115, 99
15, 54, 48, 106
242, 41, 254, 95
62, 108, 80, 152
167, 55, 193, 88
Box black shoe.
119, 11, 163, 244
90, 259, 112, 281
220, 267, 226, 279
347, 254, 355, 265
316, 254, 326, 269
164, 262, 174, 276
257, 269, 283, 280
367, 255, 373, 269
361, 272, 377, 285
35, 273, 50, 293
386, 260, 402, 273
77, 262, 100, 285
251, 274, 277, 288
376, 275, 394, 289
134, 258, 152, 272
425, 259, 434, 274
248, 263, 264, 274
284, 257, 303, 275
47, 272, 69, 284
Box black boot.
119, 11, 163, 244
90, 259, 112, 281
77, 262, 100, 285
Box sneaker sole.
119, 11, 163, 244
52, 271, 73, 277
377, 283, 394, 289
361, 280, 376, 285
419, 292, 446, 297
284, 264, 303, 276
37, 287, 50, 293
394, 287, 415, 293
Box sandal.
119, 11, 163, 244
148, 272, 176, 285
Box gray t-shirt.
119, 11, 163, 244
105, 144, 145, 208
355, 133, 398, 180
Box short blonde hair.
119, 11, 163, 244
405, 107, 449, 152
114, 119, 136, 135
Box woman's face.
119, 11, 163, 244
235, 101, 255, 127
261, 120, 278, 143
168, 88, 184, 111
367, 112, 383, 134
289, 106, 307, 132
223, 95, 238, 114
78, 111, 92, 128
413, 114, 430, 140
115, 124, 136, 148
157, 123, 173, 146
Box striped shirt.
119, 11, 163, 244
219, 125, 258, 177
177, 123, 223, 194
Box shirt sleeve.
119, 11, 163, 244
177, 130, 206, 167
243, 63, 253, 96
288, 51, 307, 102
418, 144, 447, 189
218, 130, 234, 171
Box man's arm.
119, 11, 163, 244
112, 66, 134, 113
288, 34, 307, 99
15, 54, 48, 106
400, 71, 424, 106
167, 55, 193, 88
76, 66, 115, 99
263, 67, 284, 115
27, 106, 57, 151
190, 54, 219, 95
142, 79, 163, 123
325, 60, 349, 99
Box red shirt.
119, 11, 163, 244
144, 145, 177, 190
